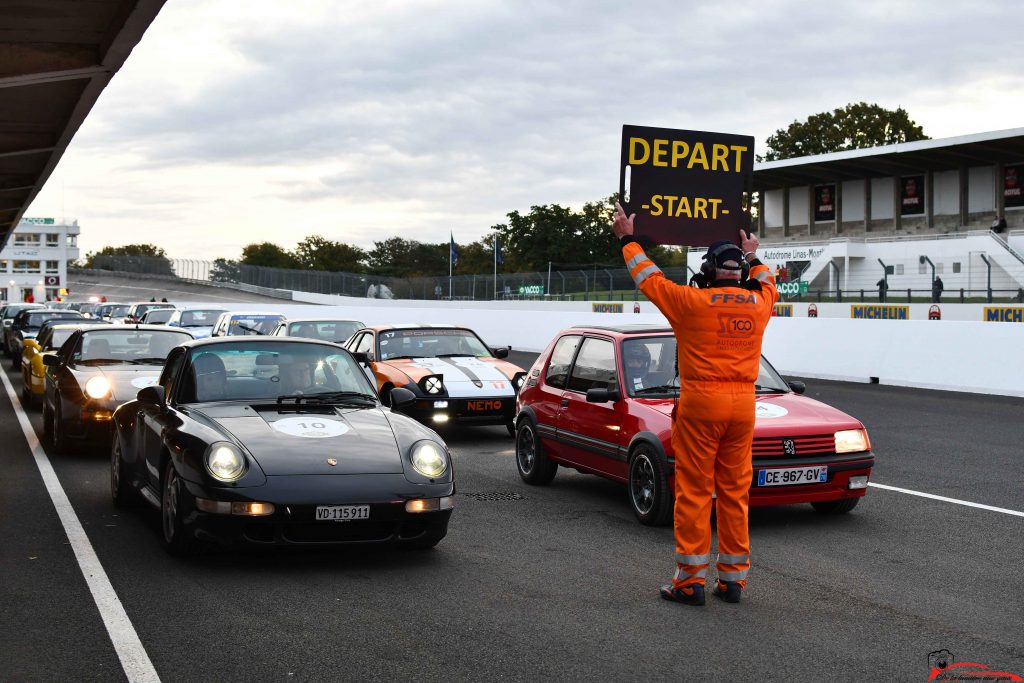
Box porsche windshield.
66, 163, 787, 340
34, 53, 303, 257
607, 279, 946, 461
226, 315, 285, 336
185, 342, 375, 402
378, 328, 490, 360
178, 309, 223, 327
287, 320, 363, 342
74, 329, 192, 363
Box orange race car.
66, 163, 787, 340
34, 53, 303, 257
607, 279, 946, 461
344, 324, 526, 434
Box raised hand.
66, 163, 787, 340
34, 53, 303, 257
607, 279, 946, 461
612, 201, 635, 239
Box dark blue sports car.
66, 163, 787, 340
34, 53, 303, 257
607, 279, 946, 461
110, 337, 455, 555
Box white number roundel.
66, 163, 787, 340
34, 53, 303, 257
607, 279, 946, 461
755, 402, 789, 419
131, 376, 160, 389
272, 417, 349, 438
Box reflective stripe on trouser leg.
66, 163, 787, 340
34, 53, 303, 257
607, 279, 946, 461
670, 394, 720, 589
714, 390, 755, 588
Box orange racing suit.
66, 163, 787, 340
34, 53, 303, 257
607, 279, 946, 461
622, 240, 778, 590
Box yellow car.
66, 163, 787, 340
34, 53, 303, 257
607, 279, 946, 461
21, 322, 101, 407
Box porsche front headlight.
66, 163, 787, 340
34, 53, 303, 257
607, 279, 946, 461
423, 376, 444, 394
410, 441, 448, 478
512, 373, 526, 391
835, 429, 870, 454
206, 443, 247, 481
85, 376, 111, 399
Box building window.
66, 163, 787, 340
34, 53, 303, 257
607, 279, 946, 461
66, 234, 77, 248
45, 233, 60, 247
0, 260, 8, 273
953, 262, 961, 273
13, 260, 41, 273
45, 261, 59, 273
13, 233, 41, 247
936, 263, 944, 274
918, 260, 927, 275
895, 264, 905, 275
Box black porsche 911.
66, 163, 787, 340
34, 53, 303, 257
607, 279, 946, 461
110, 337, 455, 555
43, 325, 196, 453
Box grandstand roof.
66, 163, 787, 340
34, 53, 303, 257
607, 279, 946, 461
754, 128, 1024, 190
0, 0, 165, 249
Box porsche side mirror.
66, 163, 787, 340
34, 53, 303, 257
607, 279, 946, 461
42, 354, 60, 367
137, 385, 167, 411
788, 380, 806, 395
352, 352, 371, 365
389, 387, 416, 411
492, 347, 509, 359
586, 387, 620, 403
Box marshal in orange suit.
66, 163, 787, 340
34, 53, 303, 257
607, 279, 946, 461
612, 202, 778, 606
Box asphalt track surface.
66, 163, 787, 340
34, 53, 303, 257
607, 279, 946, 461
2, 340, 1023, 680
67, 272, 291, 304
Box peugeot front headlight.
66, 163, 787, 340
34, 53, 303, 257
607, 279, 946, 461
205, 442, 247, 482
85, 376, 112, 399
410, 441, 448, 478
835, 429, 870, 454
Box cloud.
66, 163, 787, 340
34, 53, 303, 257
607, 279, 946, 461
28, 0, 1024, 259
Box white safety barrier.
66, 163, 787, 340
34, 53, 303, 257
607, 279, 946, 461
193, 297, 1024, 398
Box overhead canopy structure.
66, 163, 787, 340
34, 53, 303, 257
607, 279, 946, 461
0, 0, 165, 248
754, 128, 1024, 190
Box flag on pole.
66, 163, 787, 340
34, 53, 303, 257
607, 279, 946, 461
450, 234, 459, 267
494, 237, 503, 265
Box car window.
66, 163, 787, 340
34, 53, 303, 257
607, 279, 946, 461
73, 330, 191, 362
567, 337, 616, 394
227, 314, 284, 336
623, 336, 679, 397
377, 328, 490, 360
354, 333, 373, 355
181, 342, 374, 402
48, 328, 76, 351
545, 335, 581, 389
179, 309, 223, 327
160, 348, 187, 400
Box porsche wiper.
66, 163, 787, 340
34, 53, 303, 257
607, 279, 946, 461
384, 354, 423, 360
434, 353, 474, 358
130, 357, 169, 364
235, 323, 264, 335
78, 358, 123, 365
755, 384, 786, 393
275, 391, 377, 406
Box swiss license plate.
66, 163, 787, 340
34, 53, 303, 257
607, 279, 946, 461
757, 466, 828, 487
315, 505, 370, 521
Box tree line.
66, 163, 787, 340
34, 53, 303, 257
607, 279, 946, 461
83, 103, 926, 278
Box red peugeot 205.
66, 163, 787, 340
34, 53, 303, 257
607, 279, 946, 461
514, 325, 874, 525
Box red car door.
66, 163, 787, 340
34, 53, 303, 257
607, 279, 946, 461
530, 334, 581, 460
557, 336, 627, 477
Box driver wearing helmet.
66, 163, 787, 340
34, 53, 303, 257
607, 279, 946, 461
279, 356, 320, 395
623, 343, 652, 391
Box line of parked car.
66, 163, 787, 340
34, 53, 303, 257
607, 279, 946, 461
1, 298, 875, 556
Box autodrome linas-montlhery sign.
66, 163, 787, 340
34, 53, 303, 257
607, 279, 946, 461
619, 125, 755, 247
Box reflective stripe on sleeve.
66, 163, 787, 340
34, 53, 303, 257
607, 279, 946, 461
631, 264, 662, 286
755, 271, 773, 283
717, 553, 749, 565
625, 252, 647, 271
718, 569, 749, 581
676, 553, 711, 565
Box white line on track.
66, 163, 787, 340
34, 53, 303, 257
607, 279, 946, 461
0, 371, 161, 682
869, 482, 1024, 518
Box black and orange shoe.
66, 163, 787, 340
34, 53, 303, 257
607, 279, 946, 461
660, 583, 705, 606
712, 581, 742, 603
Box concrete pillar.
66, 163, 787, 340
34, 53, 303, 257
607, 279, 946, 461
807, 186, 814, 236
835, 182, 843, 235
893, 176, 902, 232
959, 166, 969, 227
926, 170, 934, 228
864, 179, 872, 233
783, 187, 790, 237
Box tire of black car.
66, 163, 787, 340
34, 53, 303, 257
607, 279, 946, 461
515, 419, 557, 485
627, 443, 672, 526
811, 498, 860, 515
160, 459, 199, 556
51, 398, 69, 455
110, 432, 133, 508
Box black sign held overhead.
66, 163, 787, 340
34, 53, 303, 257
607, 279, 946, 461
619, 125, 755, 247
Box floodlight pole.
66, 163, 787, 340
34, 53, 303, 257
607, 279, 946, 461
547, 262, 552, 297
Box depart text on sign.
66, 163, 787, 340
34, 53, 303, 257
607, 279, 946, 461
628, 137, 748, 219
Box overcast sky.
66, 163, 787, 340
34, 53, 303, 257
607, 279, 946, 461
27, 0, 1024, 261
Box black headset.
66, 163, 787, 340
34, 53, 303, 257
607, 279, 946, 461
699, 242, 749, 282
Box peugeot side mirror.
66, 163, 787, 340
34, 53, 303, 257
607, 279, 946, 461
492, 347, 509, 359
42, 354, 60, 367
137, 385, 167, 411
586, 387, 621, 403
788, 380, 806, 395
389, 387, 416, 411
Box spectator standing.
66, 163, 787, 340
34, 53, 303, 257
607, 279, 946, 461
932, 276, 944, 303
876, 278, 889, 303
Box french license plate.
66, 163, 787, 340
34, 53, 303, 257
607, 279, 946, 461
757, 466, 828, 487
315, 505, 370, 521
